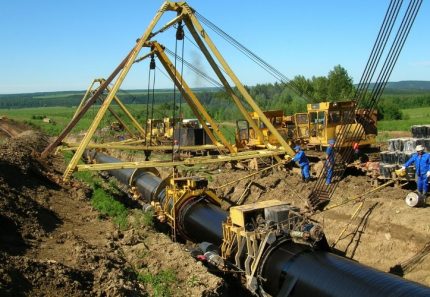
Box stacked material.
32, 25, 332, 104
411, 125, 430, 138
380, 125, 430, 179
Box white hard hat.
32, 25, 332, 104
415, 145, 424, 151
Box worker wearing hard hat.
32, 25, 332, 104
401, 145, 430, 199
325, 139, 336, 185
291, 145, 310, 182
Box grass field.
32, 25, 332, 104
377, 107, 430, 131
1, 105, 429, 139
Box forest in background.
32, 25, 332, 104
1, 65, 430, 122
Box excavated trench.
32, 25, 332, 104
1, 124, 430, 296
93, 152, 430, 296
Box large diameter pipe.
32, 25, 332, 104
261, 242, 430, 297
180, 199, 227, 246
93, 153, 164, 201
93, 153, 430, 296
93, 152, 226, 245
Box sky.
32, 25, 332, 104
0, 0, 428, 94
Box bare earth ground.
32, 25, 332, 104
0, 126, 223, 296
211, 162, 430, 287
1, 122, 429, 296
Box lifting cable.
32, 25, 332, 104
308, 0, 422, 212
183, 34, 233, 89
171, 21, 186, 162
165, 47, 224, 89
145, 60, 153, 146
310, 179, 394, 249
150, 61, 157, 146
195, 11, 313, 103
177, 22, 186, 155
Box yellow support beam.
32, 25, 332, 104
61, 143, 224, 151
72, 79, 97, 119
185, 6, 295, 156
62, 1, 171, 181
152, 42, 236, 153
77, 149, 286, 171
183, 18, 269, 149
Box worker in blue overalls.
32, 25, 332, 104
402, 145, 430, 200
325, 139, 335, 185
291, 145, 310, 182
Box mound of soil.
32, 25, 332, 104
0, 131, 223, 296
212, 163, 430, 287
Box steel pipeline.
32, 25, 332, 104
92, 152, 430, 297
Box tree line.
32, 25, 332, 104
1, 65, 429, 121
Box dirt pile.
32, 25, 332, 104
212, 164, 430, 287
0, 131, 223, 296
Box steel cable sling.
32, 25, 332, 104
307, 0, 422, 212
307, 0, 405, 210
195, 11, 314, 103
307, 0, 403, 210
164, 48, 224, 89
176, 24, 186, 156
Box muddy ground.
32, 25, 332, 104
1, 122, 429, 296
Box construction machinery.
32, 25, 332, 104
41, 0, 297, 180
146, 117, 181, 144
236, 100, 377, 151
236, 110, 293, 149
89, 151, 430, 296
42, 0, 428, 295
296, 101, 377, 149
307, 0, 422, 212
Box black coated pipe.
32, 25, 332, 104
93, 152, 430, 296
180, 199, 227, 246
93, 152, 226, 244
260, 241, 430, 297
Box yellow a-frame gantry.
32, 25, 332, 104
41, 1, 295, 181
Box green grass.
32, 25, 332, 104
138, 269, 177, 297
378, 107, 430, 131
129, 209, 154, 228
91, 186, 129, 230
0, 106, 92, 135
61, 151, 129, 230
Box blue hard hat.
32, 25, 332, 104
328, 139, 335, 145
294, 145, 301, 151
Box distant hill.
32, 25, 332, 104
365, 80, 430, 92
1, 82, 429, 109
0, 88, 220, 109
385, 80, 430, 91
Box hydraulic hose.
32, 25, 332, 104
92, 152, 430, 296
